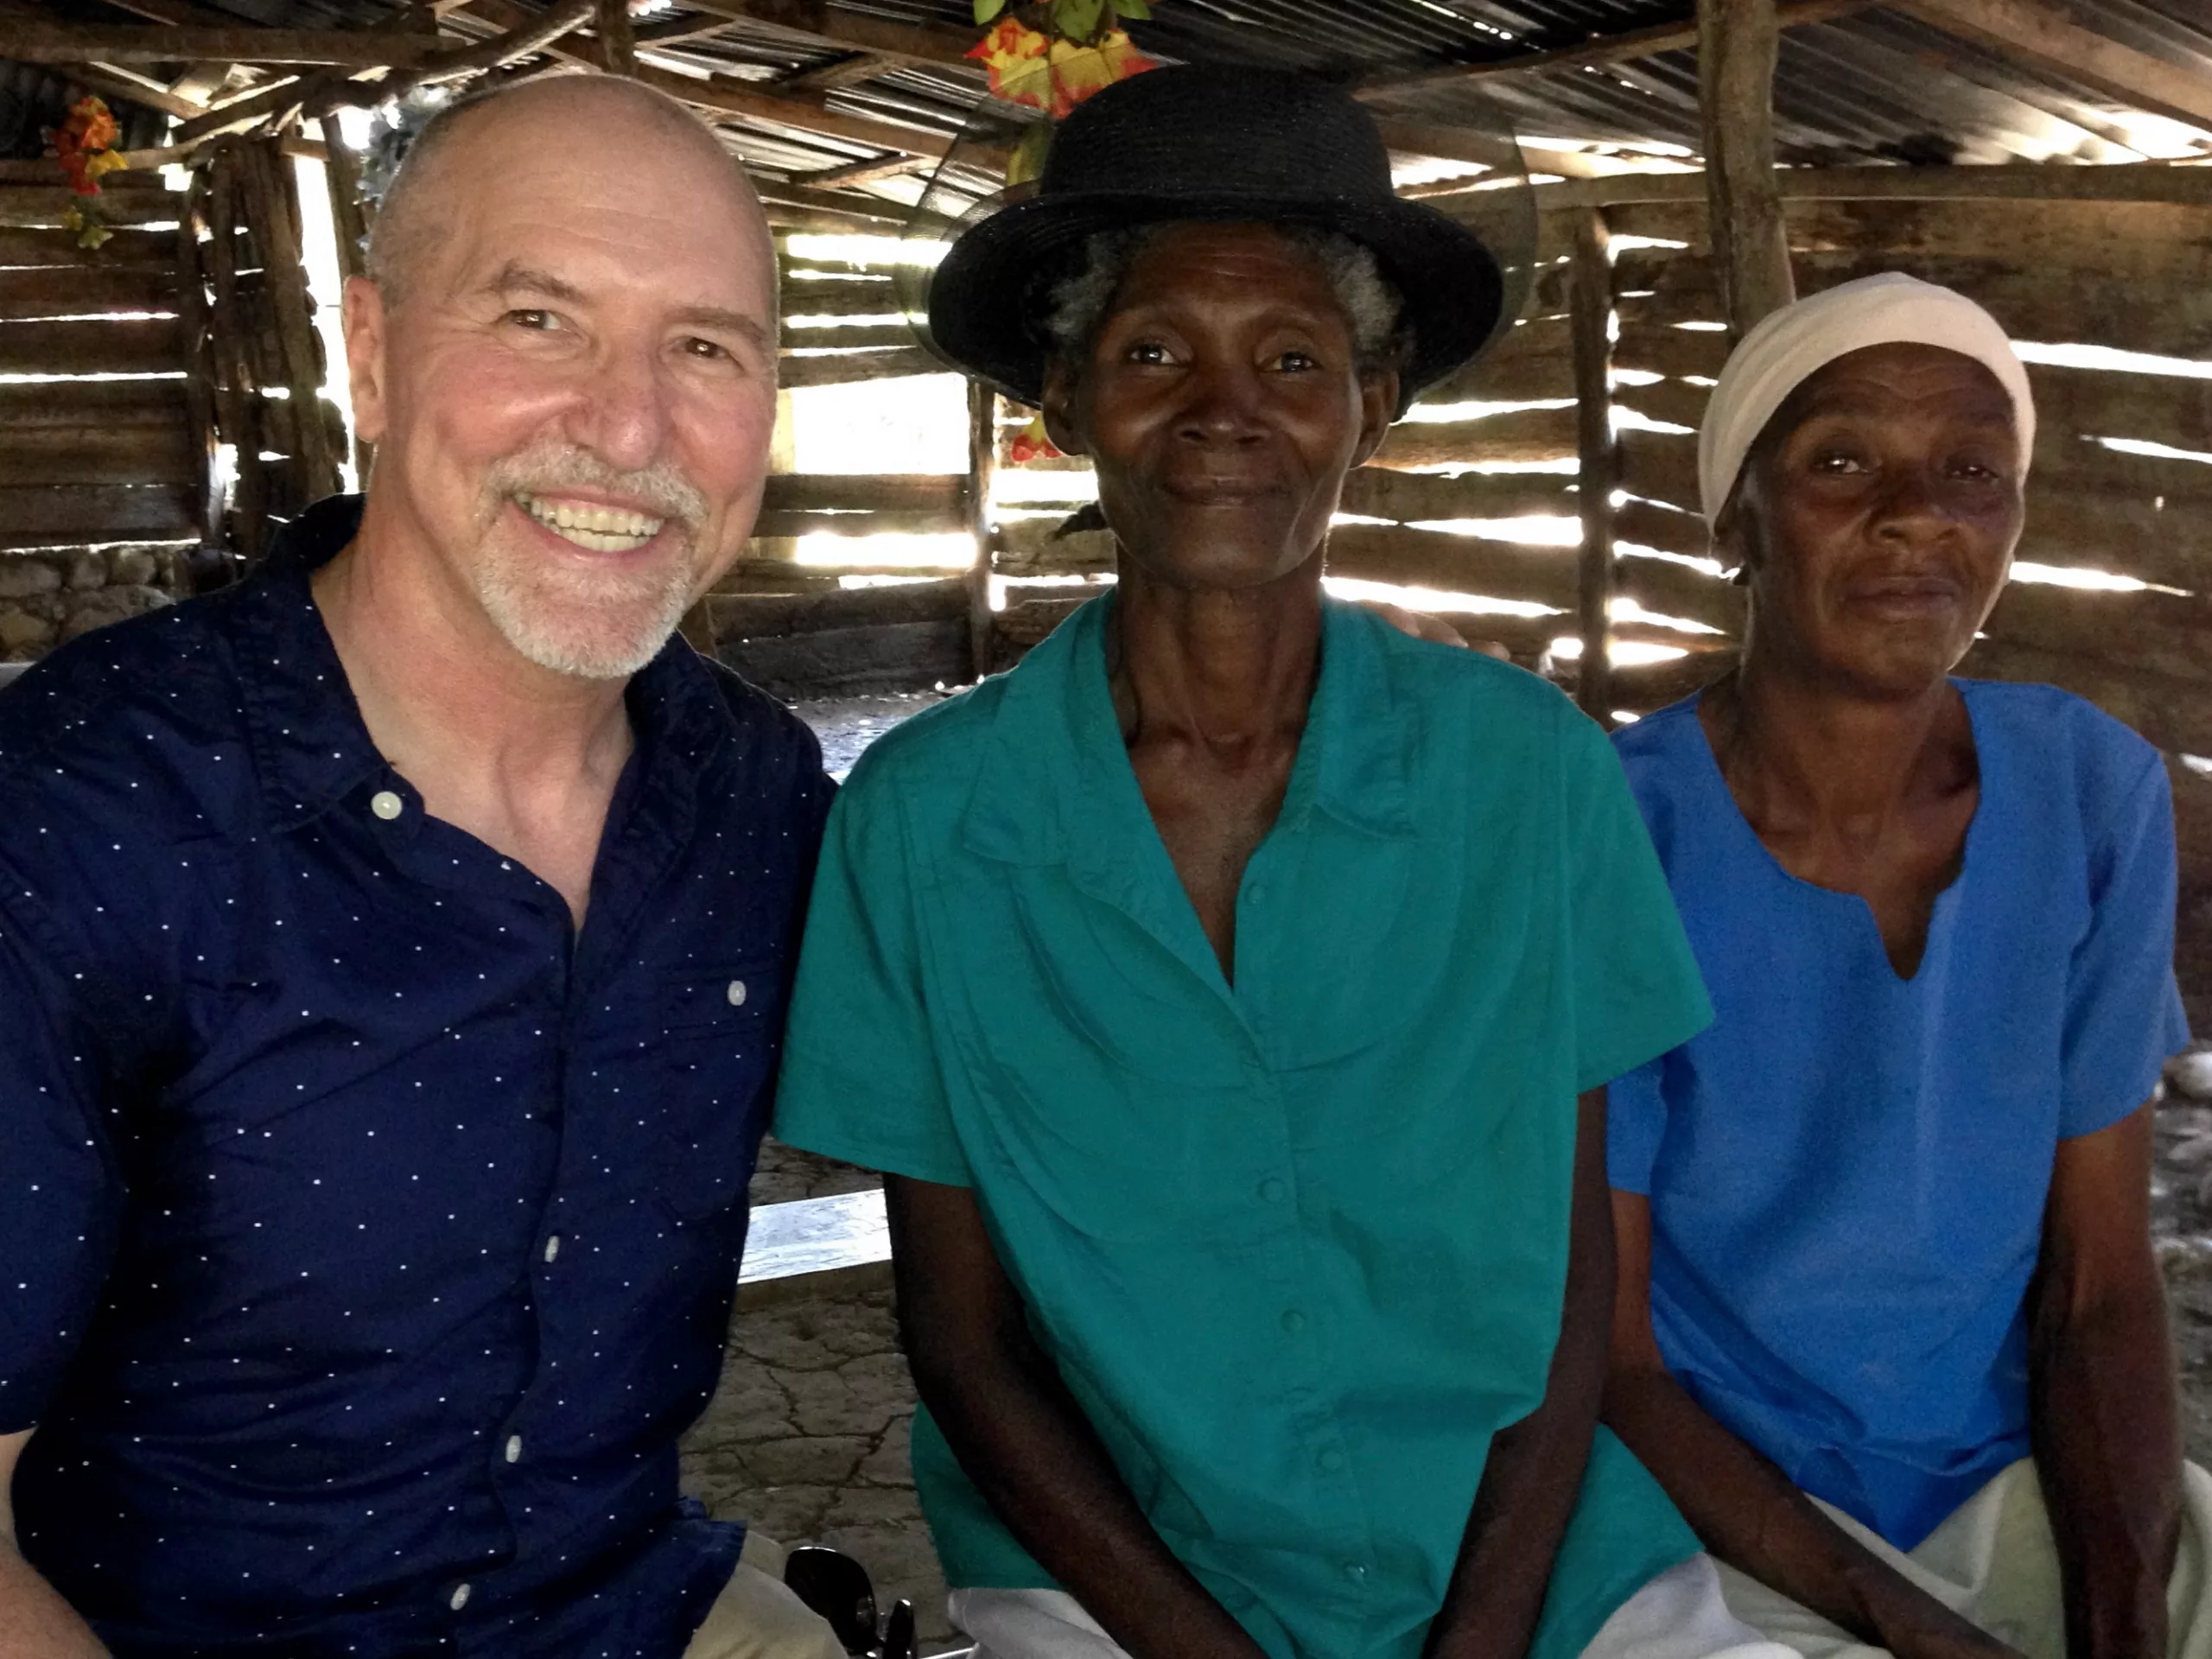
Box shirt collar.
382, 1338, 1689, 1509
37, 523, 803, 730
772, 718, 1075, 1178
962, 590, 1418, 871
232, 494, 729, 834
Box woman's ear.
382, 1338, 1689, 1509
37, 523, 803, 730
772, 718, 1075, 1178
1039, 356, 1089, 458
1350, 368, 1399, 467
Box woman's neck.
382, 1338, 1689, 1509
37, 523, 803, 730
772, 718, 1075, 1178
1705, 650, 1971, 847
1106, 552, 1323, 756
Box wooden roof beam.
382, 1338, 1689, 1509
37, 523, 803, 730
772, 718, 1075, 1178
1358, 0, 1881, 96
0, 21, 446, 68
652, 0, 975, 72
788, 151, 926, 188
776, 49, 899, 92
1897, 0, 2212, 134
172, 0, 594, 141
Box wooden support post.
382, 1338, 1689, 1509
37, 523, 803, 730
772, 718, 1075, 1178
198, 149, 267, 557
595, 0, 637, 75
243, 138, 343, 503
319, 128, 377, 481
1696, 0, 1795, 335
1568, 207, 1617, 723
173, 183, 224, 548
965, 379, 998, 683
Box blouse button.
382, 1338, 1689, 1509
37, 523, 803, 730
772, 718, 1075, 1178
726, 979, 747, 1007
370, 791, 403, 821
448, 1583, 471, 1611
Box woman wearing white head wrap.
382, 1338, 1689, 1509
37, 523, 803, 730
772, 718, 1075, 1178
1599, 275, 2202, 1659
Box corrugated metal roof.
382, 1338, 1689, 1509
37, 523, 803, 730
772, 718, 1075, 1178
10, 0, 2211, 181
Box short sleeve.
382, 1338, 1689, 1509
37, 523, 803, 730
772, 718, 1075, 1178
1605, 1054, 1667, 1196
1558, 709, 1713, 1095
0, 893, 125, 1433
2060, 758, 2190, 1140
772, 771, 971, 1186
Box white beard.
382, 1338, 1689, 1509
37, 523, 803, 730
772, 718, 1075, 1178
474, 442, 709, 680
473, 528, 697, 680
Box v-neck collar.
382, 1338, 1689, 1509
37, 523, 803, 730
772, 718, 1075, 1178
1682, 680, 1990, 985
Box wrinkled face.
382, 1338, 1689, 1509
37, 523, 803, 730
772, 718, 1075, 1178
1040, 221, 1395, 592
345, 93, 779, 679
1731, 341, 2024, 697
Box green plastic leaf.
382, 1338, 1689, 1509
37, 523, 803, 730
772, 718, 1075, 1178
1115, 0, 1151, 20
1052, 0, 1105, 41
974, 0, 1008, 22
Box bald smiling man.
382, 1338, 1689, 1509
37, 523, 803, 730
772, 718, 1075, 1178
0, 78, 844, 1659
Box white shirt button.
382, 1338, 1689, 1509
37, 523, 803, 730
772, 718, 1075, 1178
448, 1583, 471, 1611
370, 791, 403, 821
726, 979, 747, 1007
505, 1434, 522, 1464
543, 1235, 560, 1264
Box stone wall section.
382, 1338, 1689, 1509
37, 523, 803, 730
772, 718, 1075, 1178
0, 546, 189, 661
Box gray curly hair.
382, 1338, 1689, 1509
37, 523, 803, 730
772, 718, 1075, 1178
1043, 223, 1409, 378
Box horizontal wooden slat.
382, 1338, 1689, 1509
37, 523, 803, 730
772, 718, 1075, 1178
1373, 404, 1578, 470
1612, 326, 1732, 384
751, 507, 966, 537
1618, 254, 2212, 359
0, 187, 182, 230
710, 575, 967, 638
1339, 466, 1575, 524
0, 484, 194, 545
1962, 638, 2212, 757
1984, 580, 2212, 684
0, 378, 188, 428
1325, 522, 1576, 609
780, 320, 912, 350
779, 346, 945, 389
1416, 316, 1573, 405
995, 518, 1114, 569
0, 423, 195, 486
1613, 497, 1713, 562
1608, 197, 2212, 285
718, 617, 970, 697
0, 264, 178, 321
0, 317, 182, 377
760, 474, 963, 514
1614, 552, 1745, 637
778, 283, 903, 320
1617, 427, 1700, 514
1545, 162, 2212, 213
0, 226, 176, 269
0, 22, 443, 67
2022, 489, 2212, 594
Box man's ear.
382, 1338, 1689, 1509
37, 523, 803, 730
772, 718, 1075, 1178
341, 275, 391, 446
1350, 367, 1399, 467
1039, 356, 1089, 459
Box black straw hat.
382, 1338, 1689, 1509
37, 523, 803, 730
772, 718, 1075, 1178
924, 65, 1504, 416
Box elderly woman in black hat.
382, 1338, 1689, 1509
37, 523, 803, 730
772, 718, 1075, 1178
774, 66, 1778, 1659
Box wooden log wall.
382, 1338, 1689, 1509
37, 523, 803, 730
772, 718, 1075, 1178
1596, 188, 2212, 1012
710, 232, 982, 695
0, 164, 199, 661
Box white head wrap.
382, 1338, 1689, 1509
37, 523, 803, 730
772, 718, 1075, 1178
1697, 271, 2036, 527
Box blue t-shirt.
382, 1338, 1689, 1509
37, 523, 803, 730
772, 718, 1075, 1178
1608, 680, 2190, 1551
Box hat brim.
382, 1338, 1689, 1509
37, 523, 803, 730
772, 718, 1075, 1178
924, 191, 1503, 418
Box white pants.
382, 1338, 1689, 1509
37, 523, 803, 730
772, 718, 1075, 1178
1714, 1459, 2212, 1659
683, 1531, 849, 1659
950, 1552, 1796, 1659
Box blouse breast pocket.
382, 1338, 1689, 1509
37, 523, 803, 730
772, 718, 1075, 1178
650, 957, 784, 1223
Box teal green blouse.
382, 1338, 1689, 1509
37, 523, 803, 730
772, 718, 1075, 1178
774, 597, 1710, 1659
